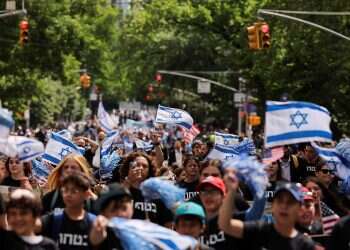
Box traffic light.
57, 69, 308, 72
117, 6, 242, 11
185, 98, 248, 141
259, 22, 271, 49
155, 73, 162, 85
247, 23, 260, 50
19, 20, 29, 46
248, 115, 261, 126
80, 73, 91, 88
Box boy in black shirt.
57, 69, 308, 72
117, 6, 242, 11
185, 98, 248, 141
90, 183, 133, 250
41, 173, 96, 250
219, 178, 320, 250
0, 189, 58, 250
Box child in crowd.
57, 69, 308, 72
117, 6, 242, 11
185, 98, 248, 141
90, 183, 134, 250
40, 172, 96, 250
219, 177, 322, 250
174, 201, 206, 239
0, 189, 58, 249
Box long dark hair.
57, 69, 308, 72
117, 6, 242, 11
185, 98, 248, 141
5, 157, 32, 177
119, 152, 155, 181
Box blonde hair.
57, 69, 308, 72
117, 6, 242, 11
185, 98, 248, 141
47, 154, 92, 191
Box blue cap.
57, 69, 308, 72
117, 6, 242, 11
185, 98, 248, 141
274, 182, 303, 202
175, 202, 205, 223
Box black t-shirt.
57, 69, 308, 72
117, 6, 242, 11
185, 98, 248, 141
1, 176, 21, 187
0, 229, 58, 250
41, 211, 95, 250
42, 190, 65, 214
97, 227, 124, 250
130, 187, 173, 226
328, 215, 350, 250
200, 213, 247, 250
178, 180, 199, 201
243, 221, 317, 250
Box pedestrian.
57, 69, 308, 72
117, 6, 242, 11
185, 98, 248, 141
178, 156, 200, 201
219, 178, 321, 250
89, 183, 133, 249
327, 215, 350, 250
40, 173, 96, 250
119, 152, 173, 227
2, 156, 32, 190
42, 154, 94, 214
0, 189, 58, 250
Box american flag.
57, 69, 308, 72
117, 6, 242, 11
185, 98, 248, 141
183, 125, 200, 144
262, 147, 284, 164
320, 201, 340, 235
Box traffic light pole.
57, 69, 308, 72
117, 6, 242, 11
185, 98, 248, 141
258, 9, 350, 42
0, 0, 26, 19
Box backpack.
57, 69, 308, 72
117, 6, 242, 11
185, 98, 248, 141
51, 210, 96, 242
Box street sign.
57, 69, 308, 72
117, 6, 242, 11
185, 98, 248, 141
234, 93, 246, 103
197, 79, 211, 94
6, 1, 16, 11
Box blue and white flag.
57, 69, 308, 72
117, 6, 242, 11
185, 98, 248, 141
57, 129, 72, 140
0, 136, 44, 161
135, 139, 153, 152
101, 130, 119, 157
0, 108, 14, 140
43, 132, 82, 165
265, 101, 332, 148
206, 144, 240, 161
109, 217, 197, 250
215, 131, 239, 146
206, 138, 255, 161
126, 119, 152, 129
98, 101, 117, 132
100, 151, 121, 180
31, 159, 50, 184
155, 105, 193, 130
140, 177, 185, 210
312, 141, 350, 180
223, 155, 269, 199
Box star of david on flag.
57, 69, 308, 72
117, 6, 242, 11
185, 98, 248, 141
43, 132, 82, 165
155, 105, 193, 130
290, 110, 308, 129
0, 136, 44, 161
265, 101, 332, 148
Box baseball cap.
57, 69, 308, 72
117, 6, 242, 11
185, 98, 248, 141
197, 176, 226, 195
300, 186, 314, 202
175, 202, 206, 224
274, 182, 303, 203
95, 183, 132, 212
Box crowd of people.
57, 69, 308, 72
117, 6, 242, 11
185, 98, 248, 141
0, 113, 349, 250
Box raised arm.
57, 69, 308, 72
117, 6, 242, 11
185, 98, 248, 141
218, 173, 245, 239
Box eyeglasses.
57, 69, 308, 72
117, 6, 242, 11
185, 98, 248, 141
320, 169, 335, 175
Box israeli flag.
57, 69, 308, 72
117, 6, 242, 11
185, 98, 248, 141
135, 139, 153, 152
101, 130, 119, 157
109, 217, 198, 250
215, 131, 239, 146
155, 105, 193, 130
0, 136, 44, 161
0, 108, 14, 140
31, 159, 50, 184
98, 101, 116, 132
57, 129, 72, 140
265, 101, 332, 148
43, 132, 82, 165
206, 138, 255, 161
206, 144, 240, 161
311, 142, 350, 180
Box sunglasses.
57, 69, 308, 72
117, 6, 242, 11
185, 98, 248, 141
320, 169, 335, 175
